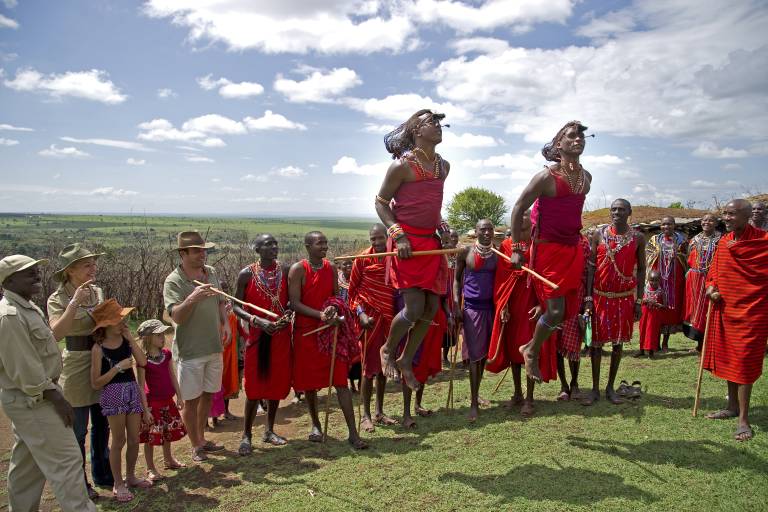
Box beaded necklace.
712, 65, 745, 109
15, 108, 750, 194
249, 261, 284, 314
554, 161, 585, 194
693, 232, 720, 273
600, 225, 635, 283
474, 240, 493, 258
407, 151, 442, 180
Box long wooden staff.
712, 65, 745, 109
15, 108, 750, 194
489, 318, 508, 395
446, 324, 461, 410
334, 248, 462, 262
490, 247, 559, 290
493, 367, 510, 395
192, 280, 280, 319
358, 329, 369, 423
302, 317, 345, 337
693, 301, 714, 417
323, 326, 340, 442
445, 324, 455, 410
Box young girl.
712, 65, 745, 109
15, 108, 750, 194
637, 270, 667, 359
136, 319, 187, 482
89, 299, 150, 502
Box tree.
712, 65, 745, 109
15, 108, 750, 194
446, 187, 507, 234
668, 201, 683, 209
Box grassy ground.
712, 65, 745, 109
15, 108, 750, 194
0, 333, 765, 511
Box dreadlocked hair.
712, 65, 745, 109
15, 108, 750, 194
541, 120, 588, 162
384, 109, 434, 159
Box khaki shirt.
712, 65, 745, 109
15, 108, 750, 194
46, 283, 104, 406
0, 290, 63, 406
163, 265, 224, 361
47, 283, 104, 338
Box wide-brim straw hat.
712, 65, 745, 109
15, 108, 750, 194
174, 231, 215, 251
53, 243, 105, 282
90, 298, 134, 332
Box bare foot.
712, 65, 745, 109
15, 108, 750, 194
396, 357, 420, 391
348, 437, 369, 450
374, 413, 398, 426
557, 389, 570, 401
519, 341, 542, 383
415, 406, 433, 417
735, 423, 753, 442
126, 477, 152, 489
402, 416, 417, 429
468, 405, 478, 422
360, 416, 376, 433
478, 397, 491, 407
163, 458, 186, 470
380, 345, 398, 380
146, 469, 164, 482
521, 400, 534, 418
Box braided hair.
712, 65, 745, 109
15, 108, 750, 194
384, 109, 444, 159
541, 120, 588, 162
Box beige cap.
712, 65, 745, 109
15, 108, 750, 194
137, 319, 173, 337
0, 255, 48, 284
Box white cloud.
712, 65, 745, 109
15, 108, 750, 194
244, 110, 307, 131
60, 136, 151, 152
478, 172, 508, 180
690, 180, 718, 188
0, 123, 33, 132
408, 0, 574, 33
197, 74, 264, 99
185, 155, 214, 163
274, 67, 361, 103
722, 163, 742, 171
198, 137, 226, 147
363, 123, 395, 134
423, 2, 768, 145
461, 151, 544, 178
0, 13, 18, 29
332, 156, 390, 176
4, 68, 127, 104
441, 131, 497, 149
576, 10, 636, 41
157, 88, 177, 99
451, 37, 511, 56
240, 174, 269, 182
271, 165, 306, 178
126, 158, 146, 166
0, 137, 19, 146
617, 169, 640, 178
692, 141, 749, 159
143, 0, 415, 54
345, 93, 470, 122
89, 187, 138, 197
38, 144, 90, 158
182, 114, 246, 135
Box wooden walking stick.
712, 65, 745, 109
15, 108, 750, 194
489, 318, 508, 395
358, 329, 369, 424
493, 367, 510, 395
302, 317, 345, 337
193, 280, 280, 319
446, 324, 461, 410
323, 326, 340, 442
445, 325, 455, 410
693, 301, 714, 417
490, 247, 559, 290
334, 248, 462, 261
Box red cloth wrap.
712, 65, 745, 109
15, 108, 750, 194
639, 288, 664, 351
222, 312, 240, 398
703, 225, 768, 385
349, 248, 395, 378
684, 237, 718, 334
486, 239, 557, 381
243, 270, 292, 401
413, 307, 446, 384
556, 235, 590, 357
531, 241, 584, 319
293, 260, 348, 391
316, 297, 360, 363
593, 228, 639, 345
387, 223, 448, 295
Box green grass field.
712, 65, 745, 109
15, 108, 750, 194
8, 333, 760, 512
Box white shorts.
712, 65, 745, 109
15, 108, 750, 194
177, 353, 223, 401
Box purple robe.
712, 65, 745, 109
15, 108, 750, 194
462, 254, 497, 362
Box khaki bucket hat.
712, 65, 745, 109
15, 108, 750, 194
175, 231, 215, 251
53, 243, 105, 282
0, 255, 48, 284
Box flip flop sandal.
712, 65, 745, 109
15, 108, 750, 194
263, 432, 287, 446
113, 488, 134, 502
164, 462, 186, 470
557, 391, 570, 401
127, 478, 153, 489
308, 431, 323, 443
617, 380, 631, 396
238, 438, 253, 456
147, 470, 164, 482
202, 441, 225, 452
192, 448, 208, 462
706, 409, 739, 420
628, 381, 643, 399
734, 425, 754, 442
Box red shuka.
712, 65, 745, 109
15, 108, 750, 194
348, 247, 395, 378
638, 287, 664, 351
414, 307, 446, 384
593, 226, 639, 345
222, 311, 241, 398
293, 260, 348, 392
702, 225, 768, 385
486, 239, 557, 381
243, 266, 292, 401
684, 233, 719, 334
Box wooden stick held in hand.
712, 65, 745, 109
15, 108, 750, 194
302, 317, 345, 337
192, 280, 280, 319
693, 301, 714, 417
334, 248, 462, 262
323, 326, 340, 443
490, 247, 559, 290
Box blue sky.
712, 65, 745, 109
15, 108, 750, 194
0, 0, 765, 216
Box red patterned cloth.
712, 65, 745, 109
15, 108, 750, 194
140, 397, 186, 446
413, 307, 445, 384
317, 296, 360, 363
703, 225, 768, 385
639, 287, 664, 351
593, 226, 639, 345
293, 259, 348, 391
348, 248, 395, 378
684, 233, 720, 336
557, 235, 591, 358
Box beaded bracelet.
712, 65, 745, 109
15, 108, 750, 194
438, 220, 450, 234
375, 195, 391, 206
583, 296, 594, 303
511, 242, 526, 253
387, 223, 406, 240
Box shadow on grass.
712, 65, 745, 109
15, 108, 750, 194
440, 462, 656, 506
566, 435, 768, 479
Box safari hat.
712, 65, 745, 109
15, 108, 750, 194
89, 298, 134, 332
53, 243, 105, 282
0, 255, 48, 284
175, 231, 215, 251
137, 319, 173, 337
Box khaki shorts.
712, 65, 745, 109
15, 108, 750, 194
177, 353, 223, 401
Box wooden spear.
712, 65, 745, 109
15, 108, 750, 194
490, 247, 559, 290
192, 280, 279, 319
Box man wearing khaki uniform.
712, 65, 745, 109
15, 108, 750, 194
164, 231, 231, 462
0, 255, 96, 512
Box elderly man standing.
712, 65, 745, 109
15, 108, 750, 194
0, 255, 96, 511
163, 231, 231, 462
750, 201, 768, 230
703, 199, 768, 442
